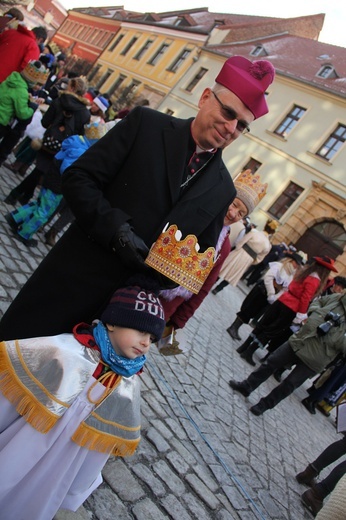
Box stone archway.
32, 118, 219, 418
272, 181, 346, 275
295, 220, 346, 259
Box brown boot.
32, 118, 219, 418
301, 487, 324, 516
296, 464, 319, 486
44, 227, 57, 247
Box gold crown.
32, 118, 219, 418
22, 61, 50, 85
234, 169, 267, 214
145, 224, 216, 294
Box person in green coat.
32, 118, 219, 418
229, 289, 346, 415
0, 60, 48, 138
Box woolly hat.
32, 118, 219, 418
215, 56, 275, 119
101, 277, 166, 342
93, 96, 110, 113
313, 256, 338, 273
234, 169, 267, 215
21, 60, 49, 86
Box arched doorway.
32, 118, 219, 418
295, 220, 346, 259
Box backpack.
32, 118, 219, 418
42, 110, 76, 154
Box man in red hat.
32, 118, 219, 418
0, 56, 275, 340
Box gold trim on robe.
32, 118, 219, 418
0, 335, 141, 456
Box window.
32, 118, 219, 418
148, 43, 170, 65
242, 158, 262, 174
250, 45, 267, 57
268, 182, 304, 219
127, 79, 140, 94
107, 74, 126, 96
316, 124, 346, 161
109, 33, 124, 52
120, 36, 138, 56
185, 67, 207, 92
165, 108, 174, 116
95, 69, 113, 90
317, 65, 337, 79
134, 39, 154, 60
274, 105, 306, 137
167, 49, 192, 73
88, 64, 101, 82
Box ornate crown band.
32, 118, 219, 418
145, 224, 216, 294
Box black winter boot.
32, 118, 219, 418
226, 317, 243, 340
236, 335, 253, 353
301, 487, 324, 516
296, 464, 319, 486
301, 397, 316, 415
240, 341, 258, 366
211, 280, 229, 295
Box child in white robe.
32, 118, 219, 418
0, 277, 165, 520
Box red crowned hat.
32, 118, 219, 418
215, 56, 275, 119
313, 256, 338, 273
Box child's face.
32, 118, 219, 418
106, 324, 154, 359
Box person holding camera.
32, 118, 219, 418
229, 287, 346, 416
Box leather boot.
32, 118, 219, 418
301, 487, 324, 516
236, 335, 253, 353
44, 227, 57, 247
211, 280, 229, 295
301, 397, 316, 415
226, 317, 243, 340
296, 464, 319, 486
240, 341, 258, 366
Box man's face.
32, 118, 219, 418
223, 198, 248, 226
191, 87, 254, 150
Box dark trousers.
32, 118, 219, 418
0, 118, 32, 165
246, 341, 316, 409
313, 436, 346, 497
237, 282, 269, 324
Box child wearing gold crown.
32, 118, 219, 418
157, 169, 267, 355
0, 276, 165, 520
0, 60, 48, 141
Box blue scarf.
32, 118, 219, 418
93, 322, 146, 377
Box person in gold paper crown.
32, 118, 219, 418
0, 276, 165, 520
0, 56, 275, 341
157, 169, 267, 355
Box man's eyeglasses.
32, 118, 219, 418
212, 91, 250, 134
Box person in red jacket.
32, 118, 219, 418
158, 169, 267, 355
235, 256, 338, 366
0, 25, 47, 83
0, 25, 48, 168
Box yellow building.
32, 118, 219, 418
158, 38, 346, 273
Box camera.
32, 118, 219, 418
317, 311, 341, 336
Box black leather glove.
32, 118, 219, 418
112, 223, 150, 271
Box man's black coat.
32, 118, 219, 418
0, 107, 236, 339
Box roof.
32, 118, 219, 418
208, 34, 346, 97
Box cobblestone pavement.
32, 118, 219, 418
0, 162, 340, 519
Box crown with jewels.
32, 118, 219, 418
21, 60, 50, 85
145, 224, 216, 294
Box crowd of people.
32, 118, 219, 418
0, 11, 345, 519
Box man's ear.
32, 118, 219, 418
105, 324, 115, 332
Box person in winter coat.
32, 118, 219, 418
211, 226, 272, 294
158, 169, 267, 355
235, 256, 337, 366
4, 77, 90, 247
0, 55, 276, 341
0, 60, 48, 139
226, 251, 306, 341
229, 289, 346, 416
0, 25, 47, 83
